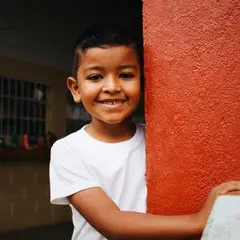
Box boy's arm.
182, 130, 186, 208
68, 181, 240, 240
69, 187, 200, 240
69, 181, 240, 240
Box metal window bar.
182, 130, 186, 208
0, 77, 2, 137
7, 79, 10, 135
0, 77, 47, 137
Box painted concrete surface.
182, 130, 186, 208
143, 0, 240, 215
201, 195, 240, 240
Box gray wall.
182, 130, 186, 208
0, 1, 142, 73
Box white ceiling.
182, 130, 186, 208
0, 0, 142, 73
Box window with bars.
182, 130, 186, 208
0, 76, 48, 137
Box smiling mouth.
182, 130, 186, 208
98, 99, 127, 106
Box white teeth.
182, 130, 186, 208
102, 101, 123, 105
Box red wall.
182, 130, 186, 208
143, 0, 240, 215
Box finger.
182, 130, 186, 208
219, 181, 240, 195
228, 190, 240, 196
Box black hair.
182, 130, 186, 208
72, 24, 143, 78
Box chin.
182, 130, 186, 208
101, 115, 132, 125
92, 111, 133, 125
103, 118, 125, 125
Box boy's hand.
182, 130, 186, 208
196, 180, 240, 230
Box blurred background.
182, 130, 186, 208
0, 1, 143, 239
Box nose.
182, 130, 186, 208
102, 76, 121, 93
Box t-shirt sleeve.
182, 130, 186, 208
49, 140, 101, 205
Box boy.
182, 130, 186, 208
50, 25, 240, 240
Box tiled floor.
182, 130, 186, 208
0, 222, 73, 240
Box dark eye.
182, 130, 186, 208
87, 74, 102, 81
119, 73, 134, 79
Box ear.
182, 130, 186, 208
67, 77, 81, 103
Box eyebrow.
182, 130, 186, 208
84, 66, 104, 73
84, 64, 137, 73
118, 64, 137, 70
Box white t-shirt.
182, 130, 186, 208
50, 124, 147, 240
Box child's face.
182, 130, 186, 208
68, 46, 141, 125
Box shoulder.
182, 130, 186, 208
52, 127, 85, 149
136, 123, 146, 136
137, 123, 145, 130
50, 126, 87, 162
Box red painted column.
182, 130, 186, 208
143, 0, 240, 216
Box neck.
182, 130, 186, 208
85, 118, 136, 143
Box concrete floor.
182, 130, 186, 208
0, 222, 73, 240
